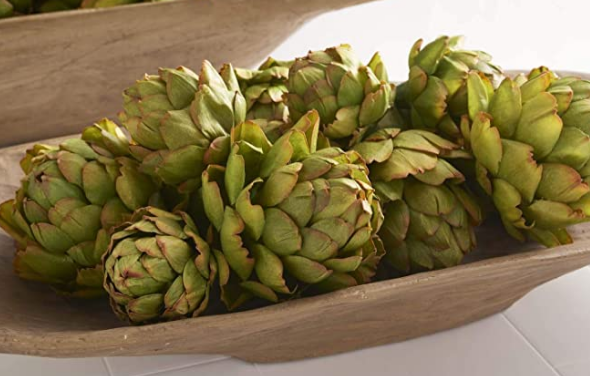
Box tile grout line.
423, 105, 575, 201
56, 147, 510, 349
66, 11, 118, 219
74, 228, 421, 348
138, 356, 231, 376
500, 313, 564, 376
102, 357, 115, 376
254, 362, 264, 376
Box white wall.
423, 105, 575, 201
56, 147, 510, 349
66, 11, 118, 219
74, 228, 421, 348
269, 0, 590, 80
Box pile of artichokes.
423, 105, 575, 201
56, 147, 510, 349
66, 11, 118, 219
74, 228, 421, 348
2, 36, 589, 325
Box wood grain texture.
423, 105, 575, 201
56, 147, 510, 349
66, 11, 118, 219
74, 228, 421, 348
0, 0, 378, 147
0, 134, 590, 362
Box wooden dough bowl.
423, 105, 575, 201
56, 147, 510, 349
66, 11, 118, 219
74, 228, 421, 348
1, 62, 590, 361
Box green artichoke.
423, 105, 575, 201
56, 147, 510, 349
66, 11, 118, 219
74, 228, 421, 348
286, 45, 394, 147
38, 0, 81, 12
119, 61, 246, 192
232, 57, 292, 140
80, 0, 137, 8
119, 65, 199, 152
0, 0, 14, 17
10, 0, 31, 12
0, 0, 148, 15
353, 128, 481, 273
396, 36, 503, 143
104, 207, 216, 324
465, 68, 590, 247
200, 110, 384, 308
0, 120, 158, 297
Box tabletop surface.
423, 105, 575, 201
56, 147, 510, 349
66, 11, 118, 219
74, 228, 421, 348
2, 0, 590, 375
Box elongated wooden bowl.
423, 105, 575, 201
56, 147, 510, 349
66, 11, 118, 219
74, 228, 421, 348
0, 0, 378, 147
1, 72, 590, 362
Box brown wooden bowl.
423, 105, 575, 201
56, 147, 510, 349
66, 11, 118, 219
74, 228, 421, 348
0, 0, 378, 147
1, 72, 590, 363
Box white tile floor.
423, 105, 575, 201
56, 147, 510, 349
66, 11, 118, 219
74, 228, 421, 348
504, 268, 590, 369
3, 0, 590, 375
558, 361, 590, 376
104, 355, 229, 376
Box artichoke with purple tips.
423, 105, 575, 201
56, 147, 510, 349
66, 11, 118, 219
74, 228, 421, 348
0, 120, 158, 297
465, 67, 590, 246
104, 207, 216, 324
396, 35, 503, 143
200, 111, 384, 308
286, 45, 394, 148
119, 61, 246, 192
354, 128, 481, 273
233, 57, 292, 139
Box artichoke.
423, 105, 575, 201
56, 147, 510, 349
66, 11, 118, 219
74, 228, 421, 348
396, 36, 503, 143
119, 61, 246, 192
0, 0, 14, 17
0, 120, 158, 297
38, 0, 81, 12
11, 0, 31, 12
200, 111, 384, 308
0, 0, 150, 15
232, 57, 292, 140
465, 68, 590, 246
286, 45, 394, 147
80, 0, 137, 8
104, 207, 216, 325
353, 128, 481, 274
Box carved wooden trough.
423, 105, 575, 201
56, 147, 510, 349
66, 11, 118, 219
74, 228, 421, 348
0, 2, 589, 360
